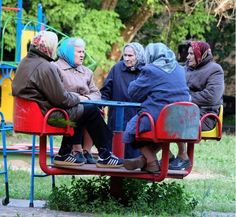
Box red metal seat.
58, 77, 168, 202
135, 102, 201, 180
13, 98, 201, 183
13, 97, 74, 136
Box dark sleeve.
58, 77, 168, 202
128, 68, 153, 102
100, 67, 114, 100
35, 65, 81, 108
191, 67, 224, 105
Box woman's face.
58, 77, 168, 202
123, 47, 137, 68
187, 46, 196, 67
74, 46, 85, 66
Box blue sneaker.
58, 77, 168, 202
73, 151, 87, 164
96, 154, 123, 168
54, 153, 85, 166
168, 156, 191, 170
83, 151, 96, 164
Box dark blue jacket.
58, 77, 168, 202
101, 61, 145, 158
124, 63, 190, 143
101, 60, 144, 131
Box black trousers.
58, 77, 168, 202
58, 104, 113, 156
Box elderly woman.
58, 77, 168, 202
12, 31, 123, 168
169, 40, 224, 170
100, 42, 145, 158
54, 38, 101, 164
123, 42, 190, 173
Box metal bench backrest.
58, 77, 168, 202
201, 105, 223, 140
156, 102, 200, 141
13, 97, 74, 136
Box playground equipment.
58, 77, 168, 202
0, 0, 97, 122
13, 98, 201, 179
0, 0, 55, 207
1, 0, 223, 208
0, 112, 13, 206
11, 97, 223, 206
0, 114, 55, 206
0, 1, 98, 207
0, 0, 45, 122
201, 105, 223, 140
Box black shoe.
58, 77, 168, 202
168, 156, 191, 170
72, 151, 87, 164
83, 151, 96, 164
54, 154, 85, 166
159, 154, 175, 166
96, 154, 123, 168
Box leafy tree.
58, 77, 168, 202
205, 19, 235, 82
135, 2, 215, 51
1, 0, 235, 85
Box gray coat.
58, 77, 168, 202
12, 47, 84, 121
186, 58, 224, 129
186, 60, 224, 111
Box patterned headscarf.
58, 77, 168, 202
145, 43, 177, 73
31, 31, 58, 59
57, 38, 86, 68
123, 42, 145, 66
190, 41, 211, 65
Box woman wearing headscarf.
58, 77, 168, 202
169, 40, 224, 170
12, 31, 123, 168
54, 38, 101, 164
123, 42, 190, 173
100, 42, 145, 158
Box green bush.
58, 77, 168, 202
46, 176, 198, 216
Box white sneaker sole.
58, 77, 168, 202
96, 163, 123, 168
54, 160, 85, 166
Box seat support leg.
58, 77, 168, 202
29, 135, 36, 207
49, 136, 55, 189
2, 129, 9, 206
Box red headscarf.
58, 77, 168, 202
190, 41, 211, 65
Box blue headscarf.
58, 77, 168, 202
57, 38, 86, 68
145, 43, 177, 73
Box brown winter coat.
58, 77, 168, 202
12, 46, 84, 121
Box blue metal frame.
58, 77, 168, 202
0, 0, 2, 29
0, 111, 56, 207
0, 131, 56, 207
81, 100, 141, 131
37, 3, 43, 31
15, 0, 22, 62
29, 135, 55, 207
0, 64, 16, 85
0, 112, 13, 205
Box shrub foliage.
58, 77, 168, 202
47, 176, 198, 215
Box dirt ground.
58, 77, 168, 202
0, 199, 92, 217
0, 199, 235, 217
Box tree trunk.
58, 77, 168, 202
101, 0, 118, 10
109, 4, 154, 61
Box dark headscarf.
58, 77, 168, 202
190, 41, 212, 66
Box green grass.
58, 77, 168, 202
174, 134, 236, 213
223, 115, 235, 126
0, 133, 235, 214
